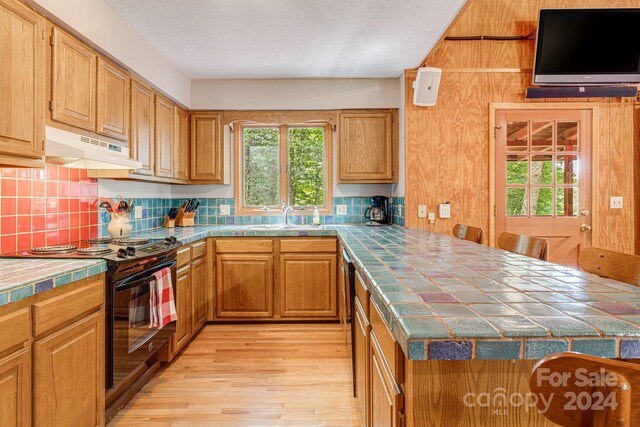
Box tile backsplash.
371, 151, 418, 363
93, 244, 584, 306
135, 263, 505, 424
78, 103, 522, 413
0, 166, 99, 253
98, 196, 406, 235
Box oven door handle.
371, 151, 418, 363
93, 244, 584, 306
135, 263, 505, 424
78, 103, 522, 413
114, 260, 176, 292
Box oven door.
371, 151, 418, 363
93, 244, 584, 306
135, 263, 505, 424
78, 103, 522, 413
108, 260, 177, 391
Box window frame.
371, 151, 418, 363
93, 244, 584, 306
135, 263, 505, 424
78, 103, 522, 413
234, 122, 333, 216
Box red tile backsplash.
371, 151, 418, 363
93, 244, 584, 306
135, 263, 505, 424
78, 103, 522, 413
0, 165, 98, 253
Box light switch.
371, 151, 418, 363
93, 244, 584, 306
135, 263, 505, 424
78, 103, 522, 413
336, 205, 347, 215
610, 197, 623, 209
418, 205, 427, 218
219, 204, 231, 216
134, 206, 143, 219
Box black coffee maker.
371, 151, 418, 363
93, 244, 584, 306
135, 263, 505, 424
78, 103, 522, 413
364, 196, 391, 225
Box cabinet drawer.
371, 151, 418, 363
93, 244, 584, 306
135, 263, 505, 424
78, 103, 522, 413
216, 239, 273, 253
191, 240, 207, 259
177, 246, 191, 267
355, 271, 369, 317
33, 279, 103, 337
0, 308, 30, 355
370, 300, 401, 383
280, 238, 336, 253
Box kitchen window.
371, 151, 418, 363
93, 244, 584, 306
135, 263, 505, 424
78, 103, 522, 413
234, 123, 333, 215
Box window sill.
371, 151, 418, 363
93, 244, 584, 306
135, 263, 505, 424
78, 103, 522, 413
234, 207, 333, 216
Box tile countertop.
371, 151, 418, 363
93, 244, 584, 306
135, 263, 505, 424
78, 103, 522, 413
4, 224, 640, 362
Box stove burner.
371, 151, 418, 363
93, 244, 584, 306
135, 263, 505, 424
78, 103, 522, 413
30, 245, 78, 254
86, 237, 113, 244
76, 246, 113, 255
112, 238, 149, 246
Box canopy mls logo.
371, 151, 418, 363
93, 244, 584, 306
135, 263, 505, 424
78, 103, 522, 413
464, 367, 621, 417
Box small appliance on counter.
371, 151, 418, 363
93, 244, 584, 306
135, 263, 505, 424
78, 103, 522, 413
364, 195, 391, 226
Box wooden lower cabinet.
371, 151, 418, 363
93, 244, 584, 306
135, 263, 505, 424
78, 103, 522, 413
216, 254, 274, 318
278, 254, 337, 318
191, 256, 208, 331
33, 310, 104, 427
174, 265, 193, 352
355, 296, 370, 427
370, 330, 404, 427
0, 348, 30, 427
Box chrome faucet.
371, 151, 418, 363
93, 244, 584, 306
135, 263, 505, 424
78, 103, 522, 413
281, 202, 293, 226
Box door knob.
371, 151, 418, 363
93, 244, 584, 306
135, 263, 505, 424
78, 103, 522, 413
581, 209, 590, 216
580, 223, 592, 231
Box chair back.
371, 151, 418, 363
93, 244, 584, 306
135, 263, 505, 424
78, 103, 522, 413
579, 247, 640, 285
497, 232, 548, 260
530, 352, 640, 427
452, 224, 483, 244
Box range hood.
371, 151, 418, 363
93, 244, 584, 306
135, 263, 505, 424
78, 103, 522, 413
45, 126, 143, 170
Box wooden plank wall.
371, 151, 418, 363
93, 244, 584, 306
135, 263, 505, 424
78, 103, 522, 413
405, 0, 640, 254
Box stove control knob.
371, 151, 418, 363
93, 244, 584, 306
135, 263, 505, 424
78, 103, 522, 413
126, 246, 136, 256
116, 248, 127, 258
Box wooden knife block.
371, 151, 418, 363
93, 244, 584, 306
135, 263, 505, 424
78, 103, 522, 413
175, 207, 195, 227
162, 215, 176, 228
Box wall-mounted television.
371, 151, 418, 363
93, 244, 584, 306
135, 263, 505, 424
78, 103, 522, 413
533, 9, 640, 85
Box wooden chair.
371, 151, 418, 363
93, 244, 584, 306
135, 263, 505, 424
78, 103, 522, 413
452, 224, 483, 244
497, 232, 548, 260
578, 247, 640, 286
530, 352, 640, 427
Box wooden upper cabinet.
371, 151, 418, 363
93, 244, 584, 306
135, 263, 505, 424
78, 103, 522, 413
154, 94, 174, 178
50, 27, 97, 132
0, 0, 45, 164
338, 110, 398, 183
174, 107, 190, 181
190, 112, 223, 182
96, 58, 130, 141
129, 79, 155, 175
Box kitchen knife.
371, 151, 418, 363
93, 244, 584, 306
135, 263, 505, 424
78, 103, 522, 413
192, 200, 200, 212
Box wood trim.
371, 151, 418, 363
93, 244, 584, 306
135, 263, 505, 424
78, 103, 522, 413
222, 110, 337, 126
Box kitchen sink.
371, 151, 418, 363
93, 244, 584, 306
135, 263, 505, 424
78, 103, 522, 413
243, 224, 321, 231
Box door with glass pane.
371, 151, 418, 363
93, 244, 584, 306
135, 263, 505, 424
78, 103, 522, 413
495, 109, 592, 267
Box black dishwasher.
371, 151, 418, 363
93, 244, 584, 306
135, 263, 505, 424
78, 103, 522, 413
341, 247, 356, 396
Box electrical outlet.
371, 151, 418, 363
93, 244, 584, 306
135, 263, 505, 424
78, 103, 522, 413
439, 203, 451, 219
428, 212, 435, 221
219, 204, 231, 216
418, 205, 427, 218
336, 205, 348, 215
610, 196, 623, 209
134, 206, 143, 219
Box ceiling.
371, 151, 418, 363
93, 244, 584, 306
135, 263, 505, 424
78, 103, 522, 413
102, 0, 466, 79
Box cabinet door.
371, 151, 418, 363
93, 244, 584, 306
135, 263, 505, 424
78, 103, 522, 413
0, 348, 30, 427
96, 58, 129, 141
338, 111, 396, 183
174, 265, 192, 352
355, 297, 370, 427
130, 79, 155, 175
155, 94, 174, 178
279, 254, 337, 318
191, 256, 208, 333
33, 311, 104, 427
370, 331, 404, 427
190, 112, 223, 182
216, 254, 273, 318
174, 107, 190, 181
50, 27, 96, 132
0, 0, 45, 160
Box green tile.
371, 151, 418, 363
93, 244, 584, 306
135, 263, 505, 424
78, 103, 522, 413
571, 339, 617, 358
529, 316, 599, 337
10, 285, 33, 302
443, 317, 501, 338
485, 317, 549, 337
389, 304, 435, 317
430, 303, 477, 317
398, 317, 450, 339
580, 316, 640, 336
476, 340, 521, 360
525, 340, 569, 359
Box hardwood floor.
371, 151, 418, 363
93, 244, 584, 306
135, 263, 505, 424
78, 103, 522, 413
110, 323, 360, 426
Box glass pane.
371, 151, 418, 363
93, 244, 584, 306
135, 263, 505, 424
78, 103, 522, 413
556, 187, 579, 217
506, 121, 527, 151
506, 154, 528, 184
531, 121, 553, 151
531, 187, 553, 216
531, 155, 553, 185
557, 122, 579, 151
288, 127, 325, 207
556, 155, 579, 185
506, 187, 528, 216
243, 127, 280, 207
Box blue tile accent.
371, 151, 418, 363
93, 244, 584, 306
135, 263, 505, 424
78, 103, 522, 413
35, 279, 53, 293
10, 285, 33, 302
55, 273, 73, 287
620, 340, 640, 358
428, 341, 473, 360
524, 340, 569, 359
71, 269, 88, 282
0, 292, 7, 306
477, 340, 521, 359
572, 339, 617, 358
